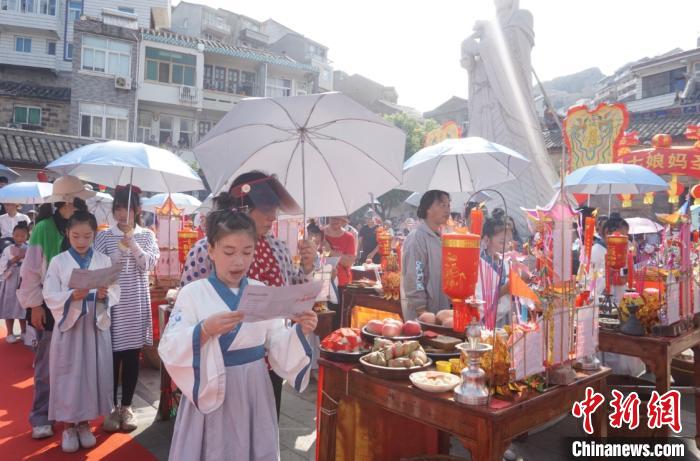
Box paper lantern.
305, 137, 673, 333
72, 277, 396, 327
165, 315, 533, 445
37, 171, 48, 182
442, 232, 481, 332
177, 225, 199, 265
617, 194, 632, 208
643, 192, 655, 205
667, 174, 685, 204
652, 133, 672, 148
606, 233, 628, 270
690, 184, 700, 206
376, 230, 393, 270
469, 207, 484, 235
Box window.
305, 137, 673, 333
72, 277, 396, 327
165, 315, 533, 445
81, 35, 130, 76
182, 18, 188, 28
117, 6, 134, 13
15, 37, 31, 53
198, 121, 211, 139
266, 77, 291, 97
1, 0, 18, 11
137, 112, 152, 143
214, 66, 226, 92
227, 69, 239, 93
46, 40, 56, 55
80, 103, 128, 140
203, 65, 214, 90
68, 0, 81, 20
240, 71, 256, 96
65, 43, 74, 60
159, 115, 173, 145
179, 119, 194, 148
39, 0, 55, 15
145, 47, 196, 86
14, 106, 41, 125
19, 0, 34, 13
695, 63, 700, 78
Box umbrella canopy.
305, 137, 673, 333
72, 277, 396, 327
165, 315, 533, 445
400, 137, 531, 193
405, 190, 492, 213
0, 181, 53, 204
562, 163, 668, 195
46, 141, 204, 193
194, 92, 406, 217
625, 217, 663, 235
142, 193, 202, 215
86, 192, 114, 227
0, 163, 20, 180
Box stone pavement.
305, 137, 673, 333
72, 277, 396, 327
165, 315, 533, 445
129, 368, 699, 461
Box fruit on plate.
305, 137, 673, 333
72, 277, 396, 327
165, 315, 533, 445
363, 339, 429, 368
381, 322, 402, 338
321, 328, 365, 353
401, 320, 422, 336
441, 318, 454, 329
435, 309, 454, 325
365, 319, 385, 335
417, 312, 436, 324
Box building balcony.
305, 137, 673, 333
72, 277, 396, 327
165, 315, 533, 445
203, 17, 231, 36
240, 28, 269, 46
179, 85, 200, 105
138, 82, 203, 110
0, 13, 60, 36
626, 93, 677, 113
202, 89, 246, 113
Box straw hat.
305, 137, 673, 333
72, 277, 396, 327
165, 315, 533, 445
47, 175, 96, 202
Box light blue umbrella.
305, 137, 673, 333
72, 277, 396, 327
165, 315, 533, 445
562, 163, 668, 213
142, 193, 202, 215
0, 181, 53, 204
46, 141, 204, 193
0, 163, 20, 180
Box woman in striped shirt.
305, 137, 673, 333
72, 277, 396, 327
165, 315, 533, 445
94, 186, 160, 432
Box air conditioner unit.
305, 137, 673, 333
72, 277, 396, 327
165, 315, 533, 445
115, 76, 132, 90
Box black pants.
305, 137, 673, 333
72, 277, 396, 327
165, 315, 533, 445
113, 348, 141, 407
269, 370, 283, 420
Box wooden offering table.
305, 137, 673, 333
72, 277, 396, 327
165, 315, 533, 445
317, 359, 610, 461
599, 327, 700, 446
340, 288, 403, 328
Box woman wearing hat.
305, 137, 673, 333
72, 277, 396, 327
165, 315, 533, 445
17, 175, 94, 440
180, 171, 317, 417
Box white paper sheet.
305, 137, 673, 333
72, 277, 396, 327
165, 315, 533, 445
68, 263, 122, 290
552, 308, 572, 365
511, 319, 545, 381
237, 280, 323, 323
666, 283, 680, 324
575, 305, 598, 359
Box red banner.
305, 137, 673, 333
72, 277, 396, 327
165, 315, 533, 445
615, 147, 700, 178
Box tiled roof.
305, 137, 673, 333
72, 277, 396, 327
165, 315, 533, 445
0, 128, 93, 167
141, 29, 316, 72
0, 81, 71, 102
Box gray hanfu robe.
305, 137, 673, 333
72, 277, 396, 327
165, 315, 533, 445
43, 248, 120, 423
158, 276, 313, 461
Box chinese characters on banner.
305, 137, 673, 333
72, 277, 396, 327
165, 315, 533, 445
572, 387, 682, 435
564, 103, 629, 171
615, 147, 700, 178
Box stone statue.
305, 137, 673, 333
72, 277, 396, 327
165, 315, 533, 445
461, 0, 559, 228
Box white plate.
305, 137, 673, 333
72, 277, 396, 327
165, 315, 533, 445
409, 371, 461, 393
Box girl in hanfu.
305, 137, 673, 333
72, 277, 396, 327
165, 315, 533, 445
43, 211, 120, 452
159, 208, 317, 461
476, 217, 514, 329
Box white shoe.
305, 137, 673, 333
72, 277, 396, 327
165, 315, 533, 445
31, 425, 53, 439
102, 407, 121, 432
5, 335, 18, 344
119, 406, 137, 432
77, 423, 96, 448
61, 427, 79, 453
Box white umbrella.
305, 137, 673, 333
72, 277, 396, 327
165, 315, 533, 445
562, 163, 668, 213
86, 192, 114, 227
142, 193, 202, 215
0, 163, 20, 180
625, 217, 663, 235
405, 190, 492, 213
194, 92, 406, 217
400, 137, 531, 193
0, 181, 53, 204
46, 141, 204, 193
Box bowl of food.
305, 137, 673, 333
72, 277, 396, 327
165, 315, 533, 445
359, 339, 432, 380
416, 310, 464, 338
320, 328, 370, 363
361, 319, 423, 342
409, 371, 461, 393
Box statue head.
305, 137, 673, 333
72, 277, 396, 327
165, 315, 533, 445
494, 0, 518, 20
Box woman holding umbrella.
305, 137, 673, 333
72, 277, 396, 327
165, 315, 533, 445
94, 186, 160, 433
180, 171, 317, 417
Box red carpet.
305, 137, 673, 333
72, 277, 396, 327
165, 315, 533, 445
0, 325, 157, 460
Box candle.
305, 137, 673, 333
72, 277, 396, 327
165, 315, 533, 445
469, 207, 484, 235
627, 251, 635, 290
583, 216, 595, 273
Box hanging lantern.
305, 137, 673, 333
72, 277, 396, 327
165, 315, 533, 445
667, 174, 685, 204
442, 232, 481, 332
690, 184, 700, 206
573, 193, 589, 206
643, 192, 655, 205
36, 171, 48, 183
652, 133, 673, 148
617, 194, 632, 208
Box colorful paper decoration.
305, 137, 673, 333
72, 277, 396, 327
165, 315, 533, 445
690, 184, 700, 206
667, 174, 685, 204
423, 121, 462, 147
564, 103, 629, 171
617, 194, 632, 208
643, 192, 655, 205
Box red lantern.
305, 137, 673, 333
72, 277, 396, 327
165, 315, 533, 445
442, 232, 481, 332
469, 207, 483, 235
606, 233, 628, 270
690, 184, 700, 206
37, 171, 48, 182
652, 133, 672, 148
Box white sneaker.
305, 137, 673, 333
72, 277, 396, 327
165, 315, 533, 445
31, 425, 53, 439
102, 407, 121, 432
5, 335, 18, 344
119, 406, 137, 432
61, 427, 79, 453
77, 423, 96, 448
